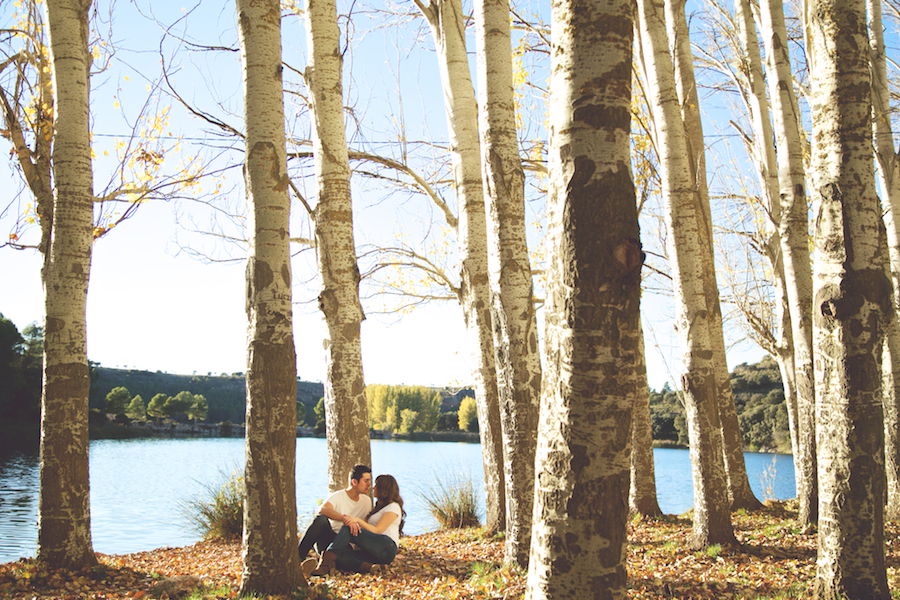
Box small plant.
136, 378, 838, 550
705, 544, 723, 559
468, 562, 522, 595
759, 456, 778, 503
182, 467, 245, 540
421, 471, 480, 529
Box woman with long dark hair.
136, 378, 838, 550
308, 474, 406, 575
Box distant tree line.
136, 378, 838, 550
650, 356, 789, 453
1, 312, 789, 451
0, 314, 42, 448
101, 386, 209, 424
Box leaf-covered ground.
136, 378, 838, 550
3, 501, 900, 599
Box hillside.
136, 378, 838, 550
88, 367, 325, 424
649, 355, 789, 452
88, 367, 476, 426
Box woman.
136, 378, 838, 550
309, 474, 405, 575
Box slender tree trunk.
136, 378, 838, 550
473, 0, 541, 565
630, 321, 662, 517
758, 0, 817, 526
883, 285, 900, 521
809, 0, 890, 592
665, 0, 761, 511
867, 0, 900, 522
36, 0, 97, 570
306, 0, 371, 492
237, 1, 303, 593
635, 0, 736, 548
774, 333, 800, 460
416, 0, 506, 534
525, 0, 641, 592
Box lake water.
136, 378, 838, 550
0, 438, 795, 564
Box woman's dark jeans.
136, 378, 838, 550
327, 525, 398, 571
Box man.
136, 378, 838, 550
299, 464, 372, 576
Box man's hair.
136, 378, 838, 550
350, 464, 371, 483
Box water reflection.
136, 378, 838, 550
0, 450, 39, 562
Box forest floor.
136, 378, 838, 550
3, 500, 900, 599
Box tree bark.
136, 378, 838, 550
635, 0, 736, 548
524, 0, 641, 595
757, 0, 817, 526
630, 321, 662, 517
809, 0, 891, 593
36, 0, 97, 570
867, 0, 900, 523
305, 0, 372, 491
416, 0, 507, 535
236, 0, 304, 593
665, 0, 761, 512
883, 288, 900, 521
473, 0, 541, 565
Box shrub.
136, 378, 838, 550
182, 468, 245, 540
422, 471, 480, 529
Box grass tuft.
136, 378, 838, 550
421, 471, 481, 529
181, 468, 245, 540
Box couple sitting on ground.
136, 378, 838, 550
298, 464, 405, 577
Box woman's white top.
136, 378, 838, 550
367, 501, 402, 545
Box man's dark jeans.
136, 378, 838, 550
298, 515, 336, 558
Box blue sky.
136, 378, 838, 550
0, 0, 766, 391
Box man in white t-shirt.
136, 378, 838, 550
298, 464, 373, 564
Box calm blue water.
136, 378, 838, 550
0, 438, 795, 564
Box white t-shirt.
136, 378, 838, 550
367, 502, 402, 545
324, 490, 373, 534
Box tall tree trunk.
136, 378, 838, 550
630, 321, 662, 517
416, 0, 506, 534
635, 0, 736, 548
883, 280, 900, 521
758, 0, 818, 526
305, 0, 372, 492
237, 0, 303, 594
36, 0, 97, 570
867, 0, 900, 522
666, 0, 761, 511
473, 0, 541, 565
525, 0, 641, 592
774, 328, 800, 460
809, 0, 890, 593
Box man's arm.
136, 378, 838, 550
318, 500, 362, 534
317, 501, 343, 521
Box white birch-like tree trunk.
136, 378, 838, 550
809, 0, 890, 592
665, 0, 761, 511
636, 0, 736, 548
867, 0, 900, 521
883, 319, 900, 520
758, 0, 818, 526
236, 1, 303, 593
473, 0, 541, 565
305, 0, 372, 492
36, 0, 97, 570
415, 0, 507, 534
525, 0, 641, 595
630, 321, 662, 517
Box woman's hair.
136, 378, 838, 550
368, 474, 406, 536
